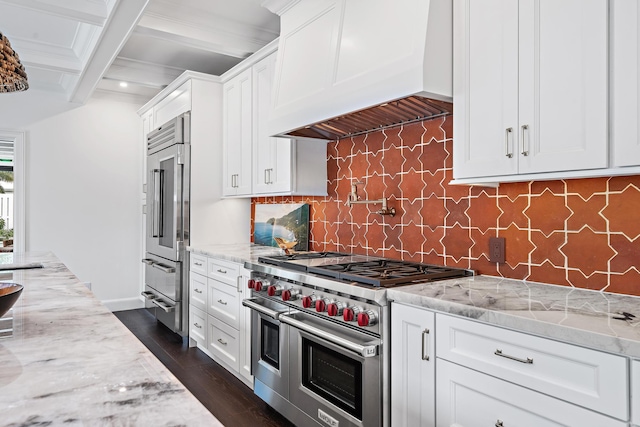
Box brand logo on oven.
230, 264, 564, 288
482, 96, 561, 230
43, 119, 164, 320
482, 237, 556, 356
318, 409, 339, 427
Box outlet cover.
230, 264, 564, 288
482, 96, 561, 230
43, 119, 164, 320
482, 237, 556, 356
489, 237, 505, 264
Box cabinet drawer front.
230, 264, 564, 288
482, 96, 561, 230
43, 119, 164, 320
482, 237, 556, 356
208, 258, 240, 284
208, 279, 240, 329
190, 254, 207, 276
633, 360, 640, 425
189, 306, 207, 346
208, 315, 239, 372
436, 359, 627, 427
189, 272, 207, 311
436, 314, 628, 419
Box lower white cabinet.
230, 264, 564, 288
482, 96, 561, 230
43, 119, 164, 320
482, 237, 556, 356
436, 359, 627, 427
633, 360, 640, 425
390, 302, 435, 427
188, 254, 252, 387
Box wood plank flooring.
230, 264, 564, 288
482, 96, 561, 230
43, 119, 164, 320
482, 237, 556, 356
114, 309, 294, 427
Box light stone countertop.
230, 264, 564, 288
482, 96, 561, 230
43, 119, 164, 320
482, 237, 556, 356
188, 243, 281, 265
0, 252, 223, 427
388, 275, 640, 358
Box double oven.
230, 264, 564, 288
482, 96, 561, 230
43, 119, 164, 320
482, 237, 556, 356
243, 253, 471, 427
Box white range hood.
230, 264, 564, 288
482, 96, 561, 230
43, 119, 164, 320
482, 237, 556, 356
264, 0, 453, 140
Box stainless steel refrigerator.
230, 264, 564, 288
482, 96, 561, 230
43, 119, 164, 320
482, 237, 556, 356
142, 112, 190, 336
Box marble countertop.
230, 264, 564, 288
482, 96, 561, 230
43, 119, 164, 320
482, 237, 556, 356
188, 243, 281, 265
0, 252, 223, 426
388, 275, 640, 358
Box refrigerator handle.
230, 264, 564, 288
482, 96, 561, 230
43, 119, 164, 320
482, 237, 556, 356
152, 169, 164, 237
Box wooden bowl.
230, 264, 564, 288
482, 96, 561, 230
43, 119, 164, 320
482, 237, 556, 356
0, 283, 23, 317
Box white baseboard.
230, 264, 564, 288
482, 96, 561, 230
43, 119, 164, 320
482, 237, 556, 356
104, 297, 145, 312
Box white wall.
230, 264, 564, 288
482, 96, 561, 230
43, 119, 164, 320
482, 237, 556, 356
24, 95, 143, 308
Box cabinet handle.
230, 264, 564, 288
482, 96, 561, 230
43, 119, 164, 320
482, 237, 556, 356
494, 349, 533, 364
217, 269, 227, 274
217, 299, 228, 305
495, 421, 504, 427
421, 328, 430, 361
194, 261, 203, 266
194, 322, 202, 329
194, 289, 203, 294
217, 338, 227, 346
520, 124, 529, 156
264, 168, 269, 184
505, 127, 513, 158
268, 168, 273, 184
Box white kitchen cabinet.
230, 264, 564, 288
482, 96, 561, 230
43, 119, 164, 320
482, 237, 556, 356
453, 0, 608, 181
633, 360, 640, 425
612, 0, 640, 168
222, 68, 252, 196
436, 359, 627, 427
153, 80, 192, 127
238, 269, 253, 384
390, 303, 435, 427
189, 306, 207, 347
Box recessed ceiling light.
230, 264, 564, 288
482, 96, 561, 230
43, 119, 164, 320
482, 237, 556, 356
119, 82, 128, 88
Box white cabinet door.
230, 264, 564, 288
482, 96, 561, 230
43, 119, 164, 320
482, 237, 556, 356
453, 0, 608, 180
222, 69, 252, 196
252, 53, 293, 195
436, 359, 627, 427
633, 360, 640, 425
390, 303, 435, 427
154, 80, 191, 126
612, 0, 640, 167
238, 269, 253, 385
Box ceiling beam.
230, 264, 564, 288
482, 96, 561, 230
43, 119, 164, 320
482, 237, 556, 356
0, 0, 109, 26
69, 0, 149, 103
8, 37, 83, 75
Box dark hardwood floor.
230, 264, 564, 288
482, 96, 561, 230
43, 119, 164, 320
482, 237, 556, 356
114, 309, 294, 427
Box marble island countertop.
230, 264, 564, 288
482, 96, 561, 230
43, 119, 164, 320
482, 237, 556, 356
388, 275, 640, 358
0, 252, 223, 426
188, 243, 281, 264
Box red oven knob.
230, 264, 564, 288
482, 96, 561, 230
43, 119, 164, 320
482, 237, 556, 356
315, 299, 327, 312
343, 306, 363, 322
327, 301, 345, 317
247, 279, 256, 289
267, 285, 283, 297
282, 289, 299, 301
302, 295, 317, 308
254, 281, 264, 292
357, 310, 378, 327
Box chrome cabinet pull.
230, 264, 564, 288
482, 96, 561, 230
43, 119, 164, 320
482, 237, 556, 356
268, 168, 273, 184
194, 289, 203, 294
495, 421, 504, 427
264, 168, 269, 184
217, 338, 227, 346
505, 127, 513, 158
151, 263, 175, 274
494, 349, 533, 364
421, 328, 430, 361
521, 124, 529, 156
194, 261, 203, 266
217, 268, 227, 274
217, 299, 228, 305
194, 322, 202, 329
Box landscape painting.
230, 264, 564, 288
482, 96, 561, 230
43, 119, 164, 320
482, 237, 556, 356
254, 203, 309, 251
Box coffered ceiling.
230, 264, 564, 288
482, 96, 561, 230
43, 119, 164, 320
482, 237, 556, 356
0, 0, 280, 103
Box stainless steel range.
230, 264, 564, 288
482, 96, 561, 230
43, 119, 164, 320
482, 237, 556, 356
243, 252, 472, 427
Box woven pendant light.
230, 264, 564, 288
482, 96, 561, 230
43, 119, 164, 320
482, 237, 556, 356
0, 31, 28, 93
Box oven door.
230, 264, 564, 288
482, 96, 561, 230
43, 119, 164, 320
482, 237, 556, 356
281, 312, 382, 427
242, 297, 290, 398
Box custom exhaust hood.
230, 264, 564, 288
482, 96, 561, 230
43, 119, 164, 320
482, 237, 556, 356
264, 0, 453, 141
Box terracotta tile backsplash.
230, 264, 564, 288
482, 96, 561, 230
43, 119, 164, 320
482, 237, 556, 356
252, 115, 640, 296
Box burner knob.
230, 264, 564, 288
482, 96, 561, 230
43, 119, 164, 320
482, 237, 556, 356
281, 289, 299, 301
357, 310, 378, 327
301, 295, 318, 308
254, 281, 264, 292
315, 298, 330, 313
267, 285, 283, 297
247, 279, 256, 289
327, 301, 346, 317
343, 306, 363, 322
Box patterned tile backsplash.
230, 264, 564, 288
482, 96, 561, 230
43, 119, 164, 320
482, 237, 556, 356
252, 115, 640, 296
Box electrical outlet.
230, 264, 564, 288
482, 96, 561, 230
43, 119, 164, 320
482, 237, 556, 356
489, 237, 505, 264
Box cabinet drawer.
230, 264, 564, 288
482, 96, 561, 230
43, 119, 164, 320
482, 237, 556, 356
436, 314, 628, 420
208, 314, 239, 372
190, 254, 207, 276
208, 279, 240, 329
208, 258, 240, 284
633, 360, 640, 425
189, 272, 207, 311
189, 306, 207, 346
436, 359, 627, 427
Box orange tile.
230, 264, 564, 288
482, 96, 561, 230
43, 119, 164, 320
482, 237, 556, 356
399, 121, 425, 148
443, 140, 453, 169
423, 117, 446, 143
443, 169, 469, 202
608, 269, 640, 296
368, 149, 384, 176
424, 249, 445, 265
337, 156, 350, 179
385, 174, 402, 200
351, 243, 367, 255
470, 186, 498, 197
497, 263, 529, 280
424, 170, 446, 198
336, 179, 352, 203
603, 186, 640, 240
445, 198, 470, 228
365, 173, 386, 198
608, 175, 640, 192
561, 228, 614, 276
382, 197, 403, 228
385, 224, 402, 250
421, 139, 448, 172
404, 144, 423, 173
421, 195, 447, 229
366, 221, 385, 249
498, 181, 530, 201
336, 137, 353, 159
566, 194, 606, 232
325, 221, 338, 241
403, 198, 422, 226
469, 255, 499, 277
567, 269, 607, 291
383, 146, 404, 174
441, 115, 453, 138
366, 130, 385, 153
352, 133, 367, 155
609, 233, 640, 273
565, 177, 608, 199
529, 261, 570, 287
404, 251, 422, 263
525, 190, 571, 236
498, 195, 529, 229
385, 246, 403, 261
400, 169, 425, 202
402, 222, 423, 255
500, 224, 534, 266
353, 223, 366, 248
530, 230, 566, 267
422, 226, 445, 254
531, 180, 565, 196
350, 153, 368, 181
442, 224, 472, 261
467, 192, 500, 233
385, 127, 401, 149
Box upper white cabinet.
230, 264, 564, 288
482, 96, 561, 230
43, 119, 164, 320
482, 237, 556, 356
612, 0, 640, 168
223, 69, 253, 196
153, 80, 192, 127
221, 45, 328, 197
453, 0, 608, 181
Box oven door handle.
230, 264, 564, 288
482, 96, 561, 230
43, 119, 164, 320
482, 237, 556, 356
242, 298, 283, 320
279, 314, 378, 358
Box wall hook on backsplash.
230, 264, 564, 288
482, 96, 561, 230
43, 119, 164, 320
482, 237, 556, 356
345, 181, 396, 216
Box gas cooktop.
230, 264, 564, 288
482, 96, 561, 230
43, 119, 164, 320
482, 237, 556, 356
257, 252, 472, 288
